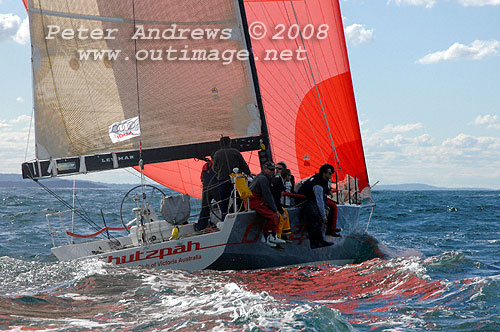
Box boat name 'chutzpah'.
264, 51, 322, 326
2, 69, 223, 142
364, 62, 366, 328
100, 240, 201, 265
100, 154, 135, 164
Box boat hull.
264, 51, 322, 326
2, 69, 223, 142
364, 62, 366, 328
52, 205, 383, 271
208, 205, 382, 270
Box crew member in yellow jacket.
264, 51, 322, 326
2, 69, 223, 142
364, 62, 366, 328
271, 168, 292, 240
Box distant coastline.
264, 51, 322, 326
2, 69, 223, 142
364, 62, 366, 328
370, 183, 496, 191
0, 173, 132, 190
2, 173, 497, 191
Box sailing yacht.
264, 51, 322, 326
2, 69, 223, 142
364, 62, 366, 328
20, 0, 383, 270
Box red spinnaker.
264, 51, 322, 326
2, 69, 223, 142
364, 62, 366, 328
140, 0, 369, 198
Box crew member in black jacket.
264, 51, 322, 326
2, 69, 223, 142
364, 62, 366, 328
212, 136, 250, 217
298, 164, 335, 249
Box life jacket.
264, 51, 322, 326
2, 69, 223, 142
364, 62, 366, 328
230, 172, 252, 199
297, 173, 328, 202
200, 160, 216, 184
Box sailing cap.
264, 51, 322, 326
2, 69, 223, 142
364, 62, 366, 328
263, 161, 276, 170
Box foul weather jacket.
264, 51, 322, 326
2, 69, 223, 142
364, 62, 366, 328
213, 147, 250, 180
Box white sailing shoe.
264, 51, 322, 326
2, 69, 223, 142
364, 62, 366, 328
262, 234, 277, 247
269, 233, 286, 244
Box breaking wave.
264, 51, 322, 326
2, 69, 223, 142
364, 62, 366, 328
1, 252, 498, 331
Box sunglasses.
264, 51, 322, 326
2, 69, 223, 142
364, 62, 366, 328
276, 166, 283, 170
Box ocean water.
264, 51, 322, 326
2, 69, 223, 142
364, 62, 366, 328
0, 187, 499, 331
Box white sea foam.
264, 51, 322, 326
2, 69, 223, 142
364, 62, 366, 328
0, 256, 108, 296
112, 269, 356, 331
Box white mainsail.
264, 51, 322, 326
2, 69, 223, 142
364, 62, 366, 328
29, 0, 262, 161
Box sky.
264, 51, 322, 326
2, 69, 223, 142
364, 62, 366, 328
0, 0, 499, 189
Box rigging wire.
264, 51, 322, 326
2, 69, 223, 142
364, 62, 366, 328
280, 1, 328, 163
288, 0, 341, 167
299, 0, 344, 168
32, 179, 111, 239
24, 3, 113, 242
131, 0, 143, 168
124, 167, 160, 185
71, 175, 76, 239
244, 2, 328, 168
24, 108, 34, 162
131, 0, 149, 243
21, 119, 112, 239
301, 0, 351, 175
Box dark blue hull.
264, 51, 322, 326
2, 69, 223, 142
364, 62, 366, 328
208, 206, 384, 270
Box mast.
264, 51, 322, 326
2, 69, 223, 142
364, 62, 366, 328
236, 0, 273, 166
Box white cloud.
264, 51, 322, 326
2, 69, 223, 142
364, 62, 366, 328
364, 122, 425, 152
412, 133, 434, 146
0, 13, 20, 42
380, 122, 423, 133
16, 97, 24, 103
474, 114, 500, 129
383, 133, 433, 147
0, 115, 34, 173
13, 17, 29, 44
387, 0, 500, 8
345, 24, 374, 46
0, 14, 29, 44
387, 0, 437, 8
10, 114, 31, 124
369, 130, 500, 159
362, 122, 500, 188
0, 130, 28, 146
441, 133, 500, 152
416, 40, 500, 64
442, 133, 479, 148
457, 0, 500, 6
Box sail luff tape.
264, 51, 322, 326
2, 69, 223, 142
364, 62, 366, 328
47, 158, 58, 176
79, 156, 87, 173
112, 153, 118, 168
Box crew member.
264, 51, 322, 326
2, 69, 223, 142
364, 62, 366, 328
271, 168, 292, 240
249, 162, 286, 248
213, 136, 250, 218
194, 157, 220, 231
276, 161, 295, 207
297, 164, 336, 249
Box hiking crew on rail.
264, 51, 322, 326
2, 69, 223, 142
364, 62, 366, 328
203, 140, 341, 249
248, 161, 286, 248
297, 164, 338, 249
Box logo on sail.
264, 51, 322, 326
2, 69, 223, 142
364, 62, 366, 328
109, 116, 140, 143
